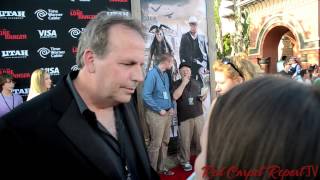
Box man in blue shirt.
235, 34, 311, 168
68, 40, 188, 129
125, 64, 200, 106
143, 53, 175, 176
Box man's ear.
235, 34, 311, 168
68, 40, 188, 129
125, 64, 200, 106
83, 49, 95, 73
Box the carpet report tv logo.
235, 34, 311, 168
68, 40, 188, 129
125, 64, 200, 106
34, 9, 63, 20
1, 50, 28, 59
202, 165, 319, 179
0, 11, 26, 19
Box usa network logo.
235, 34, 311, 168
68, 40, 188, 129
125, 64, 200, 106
41, 67, 60, 76
0, 11, 26, 19
70, 9, 96, 20
68, 27, 84, 38
37, 47, 65, 58
34, 9, 63, 21
37, 29, 57, 38
1, 50, 28, 59
0, 28, 27, 40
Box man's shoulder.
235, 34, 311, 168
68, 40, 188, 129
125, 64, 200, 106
172, 79, 182, 89
181, 32, 190, 38
197, 34, 206, 40
1, 80, 72, 127
145, 68, 158, 77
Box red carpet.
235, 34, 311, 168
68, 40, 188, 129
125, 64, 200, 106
160, 156, 196, 180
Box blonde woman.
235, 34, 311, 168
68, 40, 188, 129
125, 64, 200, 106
27, 69, 52, 101
213, 57, 262, 96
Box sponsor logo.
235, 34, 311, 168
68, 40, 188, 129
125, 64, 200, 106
71, 47, 78, 55
1, 50, 28, 59
0, 68, 31, 79
109, 0, 129, 2
70, 0, 91, 2
71, 65, 80, 71
0, 28, 27, 40
34, 9, 63, 21
37, 47, 65, 58
106, 10, 130, 17
37, 29, 57, 38
0, 11, 26, 19
68, 27, 84, 38
41, 67, 60, 76
13, 88, 29, 96
70, 9, 96, 20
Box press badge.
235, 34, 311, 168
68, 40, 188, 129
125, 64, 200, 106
163, 92, 169, 99
188, 97, 194, 105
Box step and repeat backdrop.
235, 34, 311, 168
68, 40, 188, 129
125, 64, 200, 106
0, 0, 131, 99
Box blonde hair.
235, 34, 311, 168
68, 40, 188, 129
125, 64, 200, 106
29, 69, 49, 93
213, 56, 262, 81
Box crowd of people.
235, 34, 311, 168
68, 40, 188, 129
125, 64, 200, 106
1, 11, 320, 180
278, 56, 320, 86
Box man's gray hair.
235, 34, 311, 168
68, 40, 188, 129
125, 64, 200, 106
76, 11, 144, 68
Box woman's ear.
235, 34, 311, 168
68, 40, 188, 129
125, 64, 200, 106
237, 76, 244, 84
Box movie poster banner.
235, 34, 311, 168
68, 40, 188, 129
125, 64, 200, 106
140, 0, 211, 141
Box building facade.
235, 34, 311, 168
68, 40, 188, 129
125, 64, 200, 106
238, 0, 320, 73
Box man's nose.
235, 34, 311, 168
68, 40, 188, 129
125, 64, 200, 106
133, 65, 144, 82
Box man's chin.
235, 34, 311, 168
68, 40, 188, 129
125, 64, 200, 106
118, 95, 132, 104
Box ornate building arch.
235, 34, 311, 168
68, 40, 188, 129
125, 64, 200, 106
249, 14, 304, 55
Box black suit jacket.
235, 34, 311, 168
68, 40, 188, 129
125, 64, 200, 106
0, 76, 158, 180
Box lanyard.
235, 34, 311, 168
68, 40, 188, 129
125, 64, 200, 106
156, 67, 167, 89
1, 92, 14, 111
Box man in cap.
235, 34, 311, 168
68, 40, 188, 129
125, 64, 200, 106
179, 16, 208, 87
172, 62, 206, 172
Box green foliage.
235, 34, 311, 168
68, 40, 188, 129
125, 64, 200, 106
217, 33, 232, 59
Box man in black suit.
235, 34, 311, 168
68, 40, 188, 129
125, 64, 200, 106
0, 12, 158, 180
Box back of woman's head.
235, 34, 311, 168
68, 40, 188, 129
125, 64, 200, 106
207, 76, 320, 179
30, 69, 47, 93
213, 57, 262, 81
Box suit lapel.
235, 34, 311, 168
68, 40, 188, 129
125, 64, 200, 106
120, 102, 152, 179
57, 100, 122, 177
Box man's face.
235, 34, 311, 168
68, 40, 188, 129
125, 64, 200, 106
155, 31, 163, 42
94, 25, 144, 105
179, 66, 191, 79
189, 23, 197, 34
165, 57, 174, 70
214, 71, 239, 96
